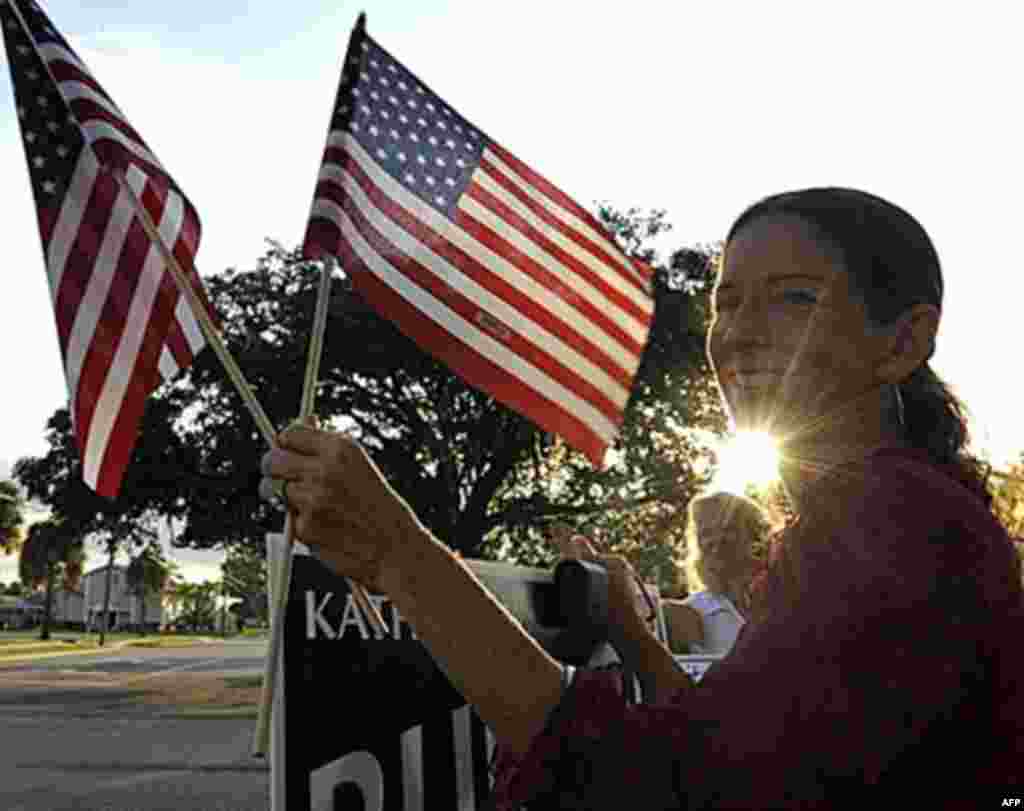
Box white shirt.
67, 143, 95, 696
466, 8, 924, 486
681, 591, 745, 657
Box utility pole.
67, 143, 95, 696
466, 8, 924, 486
221, 578, 228, 638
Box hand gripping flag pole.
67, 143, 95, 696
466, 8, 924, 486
109, 172, 389, 759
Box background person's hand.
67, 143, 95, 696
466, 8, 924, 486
260, 422, 423, 592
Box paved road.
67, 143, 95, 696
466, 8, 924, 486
0, 639, 273, 810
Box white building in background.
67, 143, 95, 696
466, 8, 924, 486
50, 585, 85, 627
81, 564, 163, 631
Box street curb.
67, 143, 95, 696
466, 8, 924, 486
0, 639, 137, 665
165, 707, 259, 721
0, 636, 220, 666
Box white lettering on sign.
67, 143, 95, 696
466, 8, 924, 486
310, 749, 384, 811
306, 592, 336, 640
304, 590, 418, 641
400, 722, 423, 811
308, 706, 488, 810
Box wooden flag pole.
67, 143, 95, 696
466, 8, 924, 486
109, 172, 388, 753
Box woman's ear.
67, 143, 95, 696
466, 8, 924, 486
877, 303, 940, 383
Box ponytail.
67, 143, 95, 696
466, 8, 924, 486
899, 362, 992, 508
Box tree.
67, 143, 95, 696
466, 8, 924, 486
94, 514, 160, 646
0, 480, 26, 556
18, 519, 84, 640
990, 459, 1024, 539
173, 581, 219, 632
221, 543, 267, 627
125, 543, 176, 635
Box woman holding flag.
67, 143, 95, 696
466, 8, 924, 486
261, 187, 1024, 804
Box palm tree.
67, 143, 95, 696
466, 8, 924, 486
126, 543, 175, 635
18, 519, 83, 640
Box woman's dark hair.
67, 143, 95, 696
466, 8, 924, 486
725, 187, 992, 507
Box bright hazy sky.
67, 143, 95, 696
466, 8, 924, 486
1, 0, 1021, 584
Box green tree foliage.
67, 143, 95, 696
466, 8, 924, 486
13, 207, 725, 576
172, 581, 219, 631
0, 480, 26, 555
990, 458, 1024, 539
18, 519, 84, 640
221, 543, 267, 626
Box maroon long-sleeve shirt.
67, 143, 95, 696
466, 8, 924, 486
492, 448, 1024, 808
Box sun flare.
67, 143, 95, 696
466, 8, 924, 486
711, 431, 781, 495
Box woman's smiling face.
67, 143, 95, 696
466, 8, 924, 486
707, 214, 889, 441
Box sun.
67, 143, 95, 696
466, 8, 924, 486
710, 431, 781, 495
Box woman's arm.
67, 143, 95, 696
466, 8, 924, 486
608, 618, 694, 703
379, 527, 564, 755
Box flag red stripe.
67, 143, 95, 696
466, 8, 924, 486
336, 232, 608, 466
337, 165, 625, 423
487, 142, 651, 287
462, 175, 650, 340
304, 217, 342, 260
478, 155, 652, 306
321, 161, 636, 389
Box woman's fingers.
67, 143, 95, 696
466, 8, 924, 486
276, 421, 327, 454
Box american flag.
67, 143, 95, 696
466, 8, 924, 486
2, 0, 213, 497
303, 16, 654, 466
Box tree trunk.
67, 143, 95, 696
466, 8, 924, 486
99, 542, 115, 647
39, 565, 54, 641
138, 590, 147, 636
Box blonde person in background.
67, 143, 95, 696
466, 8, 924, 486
662, 491, 772, 656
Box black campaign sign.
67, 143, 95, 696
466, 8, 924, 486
284, 554, 578, 810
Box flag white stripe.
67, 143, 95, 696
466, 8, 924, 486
46, 151, 100, 299
174, 293, 205, 355
473, 161, 653, 318
82, 173, 186, 484
321, 139, 641, 372
484, 149, 652, 295
333, 154, 630, 408
333, 201, 618, 443
79, 120, 161, 169
62, 181, 137, 410
459, 186, 649, 348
